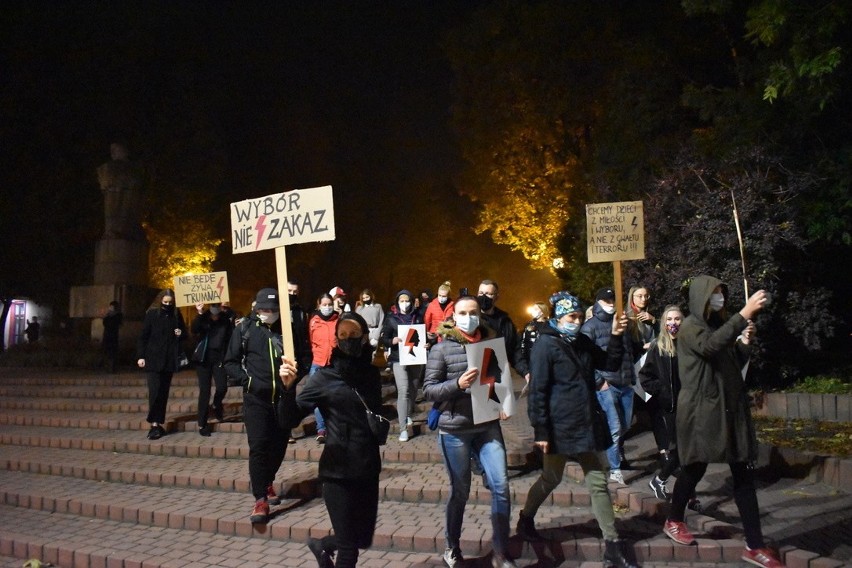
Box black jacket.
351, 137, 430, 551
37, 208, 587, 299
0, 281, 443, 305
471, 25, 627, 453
294, 350, 383, 480
527, 324, 623, 455
222, 316, 286, 401
290, 300, 313, 378
481, 306, 519, 370
381, 296, 423, 364
191, 312, 234, 353
638, 344, 679, 413
136, 307, 186, 372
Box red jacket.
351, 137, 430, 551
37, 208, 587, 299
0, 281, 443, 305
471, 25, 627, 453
309, 312, 338, 366
424, 298, 454, 335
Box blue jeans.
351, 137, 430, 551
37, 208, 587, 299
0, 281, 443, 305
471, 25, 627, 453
438, 422, 511, 555
608, 383, 634, 442
310, 364, 326, 432
596, 388, 622, 470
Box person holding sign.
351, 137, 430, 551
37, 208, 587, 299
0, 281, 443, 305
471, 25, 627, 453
136, 290, 186, 440
222, 288, 299, 524
517, 292, 637, 568
191, 302, 234, 436
423, 296, 515, 568
380, 290, 425, 442
661, 277, 783, 568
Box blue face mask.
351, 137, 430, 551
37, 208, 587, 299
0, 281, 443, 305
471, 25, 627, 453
557, 322, 580, 337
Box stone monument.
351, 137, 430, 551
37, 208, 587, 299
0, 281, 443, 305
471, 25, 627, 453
69, 144, 152, 344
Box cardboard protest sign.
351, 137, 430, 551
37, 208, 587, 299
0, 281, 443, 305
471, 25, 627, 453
230, 185, 336, 254
397, 324, 427, 366
173, 271, 230, 308
465, 338, 516, 424
586, 201, 645, 263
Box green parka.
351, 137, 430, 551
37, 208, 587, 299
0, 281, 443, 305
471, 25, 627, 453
676, 275, 757, 465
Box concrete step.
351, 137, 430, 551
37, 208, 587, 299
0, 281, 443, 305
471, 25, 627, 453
0, 470, 745, 565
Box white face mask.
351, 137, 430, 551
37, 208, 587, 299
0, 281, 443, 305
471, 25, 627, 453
320, 306, 334, 317
398, 301, 411, 313
455, 314, 479, 334
531, 308, 543, 320
709, 293, 725, 312
600, 303, 616, 315
258, 312, 280, 324
438, 296, 448, 305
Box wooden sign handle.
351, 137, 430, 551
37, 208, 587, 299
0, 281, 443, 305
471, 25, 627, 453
613, 260, 624, 317
275, 247, 295, 360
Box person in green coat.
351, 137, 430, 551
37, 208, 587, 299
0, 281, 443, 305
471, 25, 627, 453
662, 275, 785, 568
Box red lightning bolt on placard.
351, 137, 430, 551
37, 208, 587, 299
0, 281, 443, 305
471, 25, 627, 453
216, 276, 225, 299
405, 328, 417, 356
479, 348, 498, 400
254, 215, 267, 250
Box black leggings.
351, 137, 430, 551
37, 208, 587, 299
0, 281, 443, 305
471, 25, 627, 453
670, 461, 764, 549
320, 476, 379, 568
243, 391, 289, 500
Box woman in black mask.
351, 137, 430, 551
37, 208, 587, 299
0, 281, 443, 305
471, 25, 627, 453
136, 289, 186, 440
287, 312, 383, 568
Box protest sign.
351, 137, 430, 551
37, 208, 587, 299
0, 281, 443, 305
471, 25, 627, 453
465, 338, 516, 424
397, 324, 427, 366
173, 271, 230, 308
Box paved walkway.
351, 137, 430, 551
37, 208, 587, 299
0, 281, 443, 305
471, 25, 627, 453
0, 367, 849, 568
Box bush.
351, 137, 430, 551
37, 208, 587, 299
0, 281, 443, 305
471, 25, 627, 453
784, 374, 852, 395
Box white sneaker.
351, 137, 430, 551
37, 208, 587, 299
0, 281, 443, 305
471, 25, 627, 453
443, 547, 463, 568
609, 469, 626, 485
406, 416, 413, 426
398, 429, 409, 442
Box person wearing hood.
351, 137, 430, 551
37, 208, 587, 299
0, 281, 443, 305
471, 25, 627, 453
662, 276, 783, 568
309, 293, 340, 443
423, 296, 515, 568
580, 286, 636, 484
283, 312, 383, 568
191, 301, 234, 436
136, 289, 187, 440
516, 292, 637, 568
223, 288, 299, 524
380, 289, 424, 442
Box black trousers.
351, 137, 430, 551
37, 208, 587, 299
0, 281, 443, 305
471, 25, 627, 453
670, 461, 764, 549
320, 476, 380, 568
196, 350, 227, 426
146, 371, 173, 424
243, 390, 289, 500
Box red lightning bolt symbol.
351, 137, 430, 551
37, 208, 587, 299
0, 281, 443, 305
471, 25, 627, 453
254, 215, 267, 249
216, 276, 224, 299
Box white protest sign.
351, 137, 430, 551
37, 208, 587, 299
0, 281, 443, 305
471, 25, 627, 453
230, 185, 336, 254
586, 201, 645, 263
465, 338, 516, 424
173, 271, 230, 308
397, 324, 427, 366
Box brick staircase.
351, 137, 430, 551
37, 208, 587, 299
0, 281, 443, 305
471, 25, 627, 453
0, 368, 801, 567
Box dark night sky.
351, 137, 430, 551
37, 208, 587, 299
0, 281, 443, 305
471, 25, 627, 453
1, 2, 559, 321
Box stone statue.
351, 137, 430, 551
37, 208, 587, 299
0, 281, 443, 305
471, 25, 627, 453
97, 143, 146, 240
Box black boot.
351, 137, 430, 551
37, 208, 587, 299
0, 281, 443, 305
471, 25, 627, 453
604, 539, 639, 568
516, 511, 544, 542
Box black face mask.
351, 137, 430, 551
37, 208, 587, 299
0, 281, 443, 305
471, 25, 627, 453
161, 304, 175, 313
477, 295, 494, 312
338, 337, 365, 357
289, 294, 298, 304
362, 298, 372, 305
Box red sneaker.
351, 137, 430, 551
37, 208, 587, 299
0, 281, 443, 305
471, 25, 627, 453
250, 499, 270, 524
266, 484, 281, 506
663, 520, 696, 545
742, 547, 785, 568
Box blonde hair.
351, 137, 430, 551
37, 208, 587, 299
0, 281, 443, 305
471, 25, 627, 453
438, 281, 452, 294
532, 301, 549, 321
655, 304, 683, 358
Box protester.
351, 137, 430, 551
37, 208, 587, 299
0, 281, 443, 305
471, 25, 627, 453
309, 293, 339, 443
477, 279, 519, 370
662, 276, 782, 568
381, 289, 424, 442
287, 280, 313, 443
355, 288, 384, 349
580, 286, 635, 484
424, 281, 454, 338
638, 304, 684, 501
625, 285, 657, 358
136, 289, 186, 440
191, 302, 233, 436
424, 296, 516, 568
329, 286, 351, 313
515, 301, 549, 385
102, 301, 123, 373
517, 292, 637, 568
285, 312, 383, 568
24, 316, 40, 343
223, 287, 299, 524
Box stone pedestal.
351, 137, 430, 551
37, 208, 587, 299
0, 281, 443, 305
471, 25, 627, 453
93, 239, 149, 286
